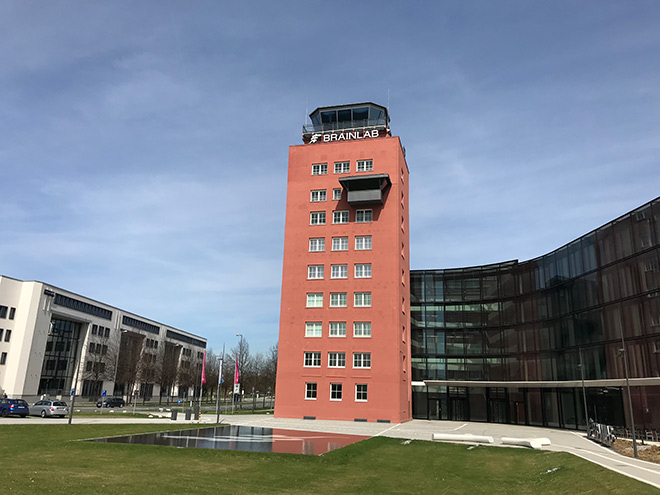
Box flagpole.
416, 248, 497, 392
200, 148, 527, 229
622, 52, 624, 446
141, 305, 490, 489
198, 350, 206, 421
216, 343, 224, 424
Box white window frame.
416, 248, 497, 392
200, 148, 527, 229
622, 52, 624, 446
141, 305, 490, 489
332, 237, 348, 251
355, 235, 372, 250
331, 264, 348, 279
310, 211, 326, 225
330, 383, 343, 401
356, 159, 373, 172
306, 293, 323, 308
333, 188, 342, 201
333, 210, 349, 224
353, 352, 371, 369
304, 352, 321, 367
330, 292, 347, 308
310, 189, 327, 202
353, 322, 371, 338
355, 384, 368, 402
328, 352, 346, 368
312, 163, 327, 175
354, 263, 371, 279
309, 238, 325, 252
305, 382, 317, 400
307, 265, 324, 280
354, 292, 371, 307
329, 321, 347, 337
305, 322, 322, 337
334, 161, 350, 174
356, 209, 372, 223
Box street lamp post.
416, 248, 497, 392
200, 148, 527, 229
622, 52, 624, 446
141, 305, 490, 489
68, 325, 90, 425
578, 347, 589, 433
216, 343, 224, 424
619, 343, 638, 458
233, 334, 243, 415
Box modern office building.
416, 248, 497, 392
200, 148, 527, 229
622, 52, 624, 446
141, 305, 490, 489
0, 276, 206, 403
275, 101, 660, 431
275, 102, 411, 423
411, 197, 660, 430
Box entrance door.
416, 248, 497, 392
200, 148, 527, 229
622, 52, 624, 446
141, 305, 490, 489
428, 398, 441, 420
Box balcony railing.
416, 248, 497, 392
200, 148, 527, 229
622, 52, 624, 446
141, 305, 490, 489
303, 117, 388, 134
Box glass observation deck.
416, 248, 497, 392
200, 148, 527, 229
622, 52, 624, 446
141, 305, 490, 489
302, 102, 390, 139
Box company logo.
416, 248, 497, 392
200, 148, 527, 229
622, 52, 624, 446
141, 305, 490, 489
307, 129, 380, 144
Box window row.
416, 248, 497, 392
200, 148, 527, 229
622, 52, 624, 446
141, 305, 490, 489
305, 382, 368, 401
311, 188, 344, 202
91, 324, 111, 338
308, 264, 372, 279
305, 321, 372, 337
0, 329, 11, 342
309, 236, 372, 252
311, 160, 374, 176
0, 306, 16, 320
306, 292, 371, 308
310, 210, 372, 225
88, 342, 108, 355
303, 352, 372, 368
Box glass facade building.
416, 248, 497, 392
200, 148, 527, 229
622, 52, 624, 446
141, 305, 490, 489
411, 197, 660, 430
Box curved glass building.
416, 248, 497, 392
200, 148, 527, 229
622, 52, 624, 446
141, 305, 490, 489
411, 197, 660, 430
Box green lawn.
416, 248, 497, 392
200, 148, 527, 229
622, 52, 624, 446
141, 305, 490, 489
2, 424, 656, 494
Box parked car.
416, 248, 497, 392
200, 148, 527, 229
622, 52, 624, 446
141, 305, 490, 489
0, 398, 29, 417
29, 400, 69, 418
96, 397, 125, 408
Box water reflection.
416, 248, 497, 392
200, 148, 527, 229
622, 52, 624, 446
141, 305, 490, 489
90, 425, 367, 455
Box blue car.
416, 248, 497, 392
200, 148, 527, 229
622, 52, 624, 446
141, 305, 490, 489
0, 398, 30, 417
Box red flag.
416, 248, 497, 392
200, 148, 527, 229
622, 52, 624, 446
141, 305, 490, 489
234, 355, 239, 384
201, 351, 206, 384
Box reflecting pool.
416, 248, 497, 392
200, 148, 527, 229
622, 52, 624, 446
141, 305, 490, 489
90, 425, 368, 455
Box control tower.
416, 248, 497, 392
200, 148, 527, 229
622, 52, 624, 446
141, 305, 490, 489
275, 102, 411, 423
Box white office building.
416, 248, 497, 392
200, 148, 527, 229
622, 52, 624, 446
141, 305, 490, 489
0, 275, 206, 403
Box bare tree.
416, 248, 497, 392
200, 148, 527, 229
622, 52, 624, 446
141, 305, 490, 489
202, 349, 219, 401
115, 332, 144, 402
230, 339, 252, 401
159, 342, 181, 404
81, 339, 119, 400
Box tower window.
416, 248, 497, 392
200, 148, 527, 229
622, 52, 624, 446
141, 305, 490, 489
333, 211, 349, 224
332, 237, 348, 251
312, 163, 327, 175
310, 190, 327, 202
355, 236, 372, 250
310, 212, 326, 225
331, 265, 348, 279
309, 238, 325, 252
356, 160, 373, 172
355, 264, 372, 278
356, 210, 372, 223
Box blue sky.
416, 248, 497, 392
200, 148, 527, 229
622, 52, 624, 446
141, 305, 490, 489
1, 1, 659, 354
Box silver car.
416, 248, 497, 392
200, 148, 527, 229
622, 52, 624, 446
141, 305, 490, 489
30, 400, 69, 418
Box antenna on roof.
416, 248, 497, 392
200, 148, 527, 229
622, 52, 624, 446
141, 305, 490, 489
305, 98, 309, 125
387, 89, 390, 112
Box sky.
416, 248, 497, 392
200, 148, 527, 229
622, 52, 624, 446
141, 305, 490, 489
1, 1, 659, 355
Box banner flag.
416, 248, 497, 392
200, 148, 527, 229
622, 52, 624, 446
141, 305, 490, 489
201, 350, 207, 384
234, 355, 239, 384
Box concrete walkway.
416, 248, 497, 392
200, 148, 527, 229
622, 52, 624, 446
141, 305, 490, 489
5, 413, 660, 490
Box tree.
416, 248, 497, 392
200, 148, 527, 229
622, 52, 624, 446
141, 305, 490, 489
81, 339, 119, 399
115, 332, 144, 402
159, 342, 181, 404
231, 338, 251, 398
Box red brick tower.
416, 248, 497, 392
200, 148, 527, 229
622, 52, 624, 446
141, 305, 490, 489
275, 103, 410, 423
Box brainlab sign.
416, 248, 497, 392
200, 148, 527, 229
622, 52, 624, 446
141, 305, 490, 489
309, 129, 380, 144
